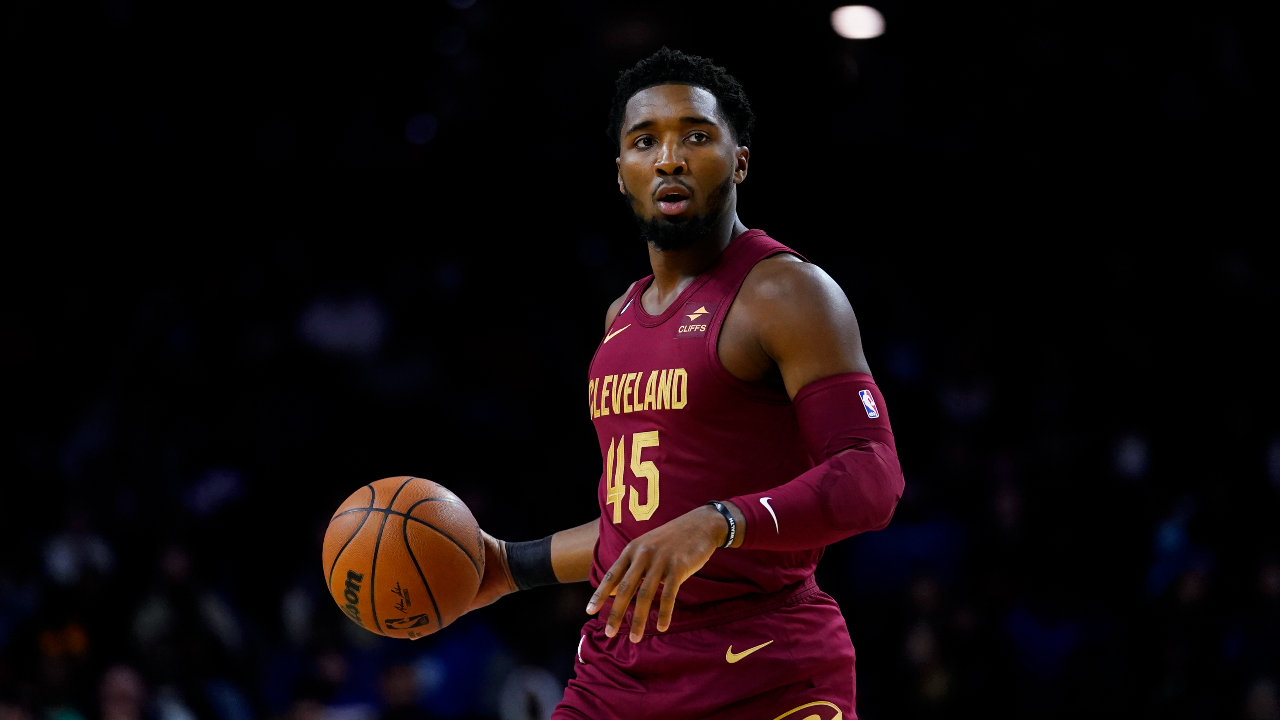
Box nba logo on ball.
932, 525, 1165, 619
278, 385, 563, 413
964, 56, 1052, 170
858, 389, 879, 418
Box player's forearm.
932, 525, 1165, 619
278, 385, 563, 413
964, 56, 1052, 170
729, 442, 902, 550
727, 372, 904, 551
550, 520, 599, 582
504, 519, 598, 591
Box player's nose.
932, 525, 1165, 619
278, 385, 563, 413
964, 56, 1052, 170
653, 141, 686, 176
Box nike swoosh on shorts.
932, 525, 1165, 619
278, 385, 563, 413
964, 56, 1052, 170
725, 640, 773, 663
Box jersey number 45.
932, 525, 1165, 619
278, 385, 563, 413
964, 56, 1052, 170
605, 431, 660, 523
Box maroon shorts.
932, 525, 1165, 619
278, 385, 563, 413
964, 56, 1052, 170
553, 577, 855, 720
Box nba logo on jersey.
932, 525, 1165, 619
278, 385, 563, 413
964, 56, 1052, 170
858, 389, 879, 418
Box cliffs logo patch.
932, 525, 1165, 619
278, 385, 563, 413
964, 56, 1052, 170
674, 302, 716, 339
858, 389, 879, 418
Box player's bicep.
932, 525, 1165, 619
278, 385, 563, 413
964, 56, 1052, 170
753, 264, 870, 398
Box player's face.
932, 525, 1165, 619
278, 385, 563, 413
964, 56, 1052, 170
616, 84, 748, 225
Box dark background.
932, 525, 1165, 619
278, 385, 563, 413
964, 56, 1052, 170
3, 0, 1276, 719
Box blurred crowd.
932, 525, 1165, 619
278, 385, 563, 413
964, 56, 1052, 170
0, 532, 567, 720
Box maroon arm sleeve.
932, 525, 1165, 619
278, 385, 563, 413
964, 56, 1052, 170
727, 372, 904, 551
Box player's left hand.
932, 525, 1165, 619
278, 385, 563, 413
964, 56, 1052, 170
586, 504, 731, 642
466, 530, 518, 612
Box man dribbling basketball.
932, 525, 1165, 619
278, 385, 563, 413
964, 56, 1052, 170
466, 48, 904, 720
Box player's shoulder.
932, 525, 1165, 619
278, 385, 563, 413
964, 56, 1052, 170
603, 280, 639, 332
740, 252, 846, 310
736, 247, 867, 371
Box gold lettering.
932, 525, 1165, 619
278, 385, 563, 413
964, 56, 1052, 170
622, 373, 635, 413
605, 437, 627, 523
672, 368, 688, 409
611, 374, 624, 414
605, 436, 613, 503
628, 431, 660, 521
593, 372, 688, 414
599, 376, 612, 416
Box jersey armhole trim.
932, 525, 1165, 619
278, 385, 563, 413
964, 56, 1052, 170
704, 248, 809, 405
587, 277, 650, 376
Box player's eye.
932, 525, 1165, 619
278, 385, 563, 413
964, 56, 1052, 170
633, 136, 656, 149
688, 131, 710, 143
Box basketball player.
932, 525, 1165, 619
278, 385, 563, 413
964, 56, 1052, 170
467, 48, 904, 720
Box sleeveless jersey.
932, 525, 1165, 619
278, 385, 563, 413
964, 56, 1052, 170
586, 229, 819, 607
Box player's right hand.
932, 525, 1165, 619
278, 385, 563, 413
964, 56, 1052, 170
467, 530, 517, 611
586, 503, 731, 642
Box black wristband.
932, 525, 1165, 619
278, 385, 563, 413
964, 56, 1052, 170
707, 501, 736, 549
504, 536, 558, 591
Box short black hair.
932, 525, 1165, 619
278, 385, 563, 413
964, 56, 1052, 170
607, 47, 755, 151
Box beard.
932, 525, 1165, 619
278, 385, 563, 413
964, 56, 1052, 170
625, 173, 734, 252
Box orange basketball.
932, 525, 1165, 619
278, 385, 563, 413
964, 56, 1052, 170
322, 476, 484, 640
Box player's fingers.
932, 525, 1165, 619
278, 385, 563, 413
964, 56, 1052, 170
628, 572, 662, 642
605, 562, 647, 638
655, 572, 683, 633
586, 551, 630, 614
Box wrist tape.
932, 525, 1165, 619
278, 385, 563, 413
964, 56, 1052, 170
504, 536, 558, 590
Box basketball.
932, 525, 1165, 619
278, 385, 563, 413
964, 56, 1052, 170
322, 476, 485, 640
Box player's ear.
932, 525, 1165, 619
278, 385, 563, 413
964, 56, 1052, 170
734, 146, 749, 184
617, 157, 627, 195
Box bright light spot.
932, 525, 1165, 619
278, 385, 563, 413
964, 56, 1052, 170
831, 5, 885, 39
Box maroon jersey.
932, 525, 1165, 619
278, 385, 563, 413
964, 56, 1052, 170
587, 230, 817, 607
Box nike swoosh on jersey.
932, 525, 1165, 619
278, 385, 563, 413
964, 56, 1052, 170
602, 324, 631, 343
760, 497, 779, 533
725, 640, 773, 663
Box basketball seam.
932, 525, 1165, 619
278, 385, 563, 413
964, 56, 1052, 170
334, 497, 460, 513
386, 499, 481, 576
328, 484, 376, 590
369, 476, 418, 636
333, 506, 481, 575
402, 511, 444, 630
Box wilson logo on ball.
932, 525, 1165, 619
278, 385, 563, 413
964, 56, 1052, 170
323, 476, 485, 640
342, 570, 364, 622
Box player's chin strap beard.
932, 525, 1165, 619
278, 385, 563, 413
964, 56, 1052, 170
627, 173, 734, 252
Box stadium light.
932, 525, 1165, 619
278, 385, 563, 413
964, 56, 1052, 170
831, 5, 885, 39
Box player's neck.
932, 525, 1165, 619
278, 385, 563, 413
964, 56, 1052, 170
644, 212, 748, 312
